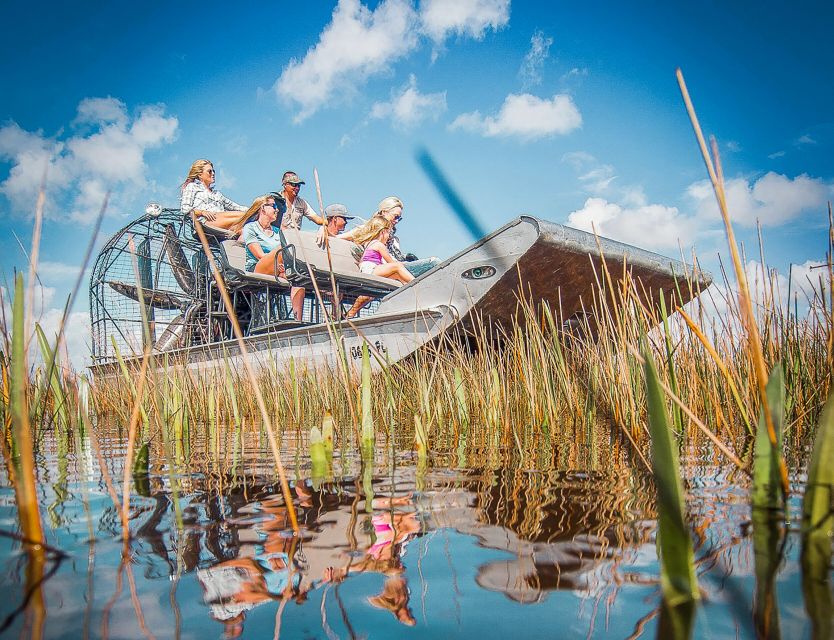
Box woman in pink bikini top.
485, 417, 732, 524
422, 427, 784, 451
354, 217, 414, 285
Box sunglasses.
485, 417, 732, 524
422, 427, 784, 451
263, 203, 277, 210
393, 214, 402, 222
285, 182, 302, 189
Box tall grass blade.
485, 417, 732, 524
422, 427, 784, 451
752, 507, 783, 639
752, 364, 786, 510
34, 323, 69, 434
321, 410, 335, 465
642, 343, 699, 608
801, 390, 834, 639
361, 342, 374, 451
9, 273, 46, 635
132, 442, 151, 498
309, 425, 328, 490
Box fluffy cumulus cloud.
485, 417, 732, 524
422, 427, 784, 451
0, 282, 91, 369
685, 172, 831, 227
370, 74, 447, 127
274, 0, 420, 122
274, 0, 509, 122
519, 30, 553, 88
567, 197, 699, 251
693, 259, 832, 330
419, 0, 510, 43
0, 96, 178, 223
450, 93, 581, 140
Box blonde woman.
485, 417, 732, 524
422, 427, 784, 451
238, 195, 308, 320
180, 159, 246, 228
228, 193, 286, 236
239, 195, 286, 275
352, 217, 414, 284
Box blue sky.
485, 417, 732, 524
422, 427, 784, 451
1, 0, 832, 364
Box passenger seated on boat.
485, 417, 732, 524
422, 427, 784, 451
336, 196, 439, 278
180, 159, 246, 228
354, 218, 413, 284
240, 195, 289, 278
228, 193, 287, 237
324, 203, 355, 236
343, 218, 413, 318
276, 171, 327, 322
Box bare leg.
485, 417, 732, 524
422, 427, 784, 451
290, 287, 305, 321
198, 210, 248, 229
373, 262, 414, 284
253, 248, 284, 275
346, 295, 372, 319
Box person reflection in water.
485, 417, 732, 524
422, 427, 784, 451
197, 495, 307, 638
313, 491, 421, 627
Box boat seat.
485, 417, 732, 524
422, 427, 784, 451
281, 228, 400, 297
219, 240, 290, 288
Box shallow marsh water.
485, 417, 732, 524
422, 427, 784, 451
0, 425, 816, 639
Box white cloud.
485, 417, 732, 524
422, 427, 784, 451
1, 279, 94, 370
36, 261, 86, 281
0, 98, 178, 224
74, 96, 128, 127
562, 151, 618, 194
561, 67, 588, 82
274, 0, 420, 123
36, 308, 92, 370
768, 150, 785, 159
273, 0, 510, 121
796, 134, 817, 146
450, 93, 581, 140
687, 259, 831, 333
567, 197, 699, 251
419, 0, 510, 43
790, 260, 831, 310
725, 140, 741, 153
519, 30, 553, 88
370, 74, 447, 127
685, 172, 831, 227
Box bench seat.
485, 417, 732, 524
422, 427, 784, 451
281, 228, 400, 297
220, 240, 290, 288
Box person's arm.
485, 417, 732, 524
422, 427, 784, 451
247, 242, 266, 261
301, 199, 326, 226
242, 225, 265, 261
180, 182, 197, 216
376, 242, 398, 264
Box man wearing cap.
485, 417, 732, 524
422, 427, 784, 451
275, 170, 326, 321
324, 203, 355, 236
276, 171, 326, 231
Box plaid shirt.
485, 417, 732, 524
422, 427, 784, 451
180, 180, 245, 216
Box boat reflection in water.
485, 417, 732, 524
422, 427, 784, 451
121, 460, 651, 636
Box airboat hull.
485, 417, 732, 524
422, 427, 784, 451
89, 306, 458, 378
89, 214, 709, 377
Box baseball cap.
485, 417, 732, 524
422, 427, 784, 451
324, 203, 355, 220
282, 171, 305, 185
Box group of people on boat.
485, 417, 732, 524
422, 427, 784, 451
180, 159, 438, 320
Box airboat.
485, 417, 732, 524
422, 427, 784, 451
88, 208, 710, 377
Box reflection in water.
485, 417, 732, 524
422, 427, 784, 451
0, 428, 815, 638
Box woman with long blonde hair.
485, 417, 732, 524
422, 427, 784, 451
180, 159, 246, 228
